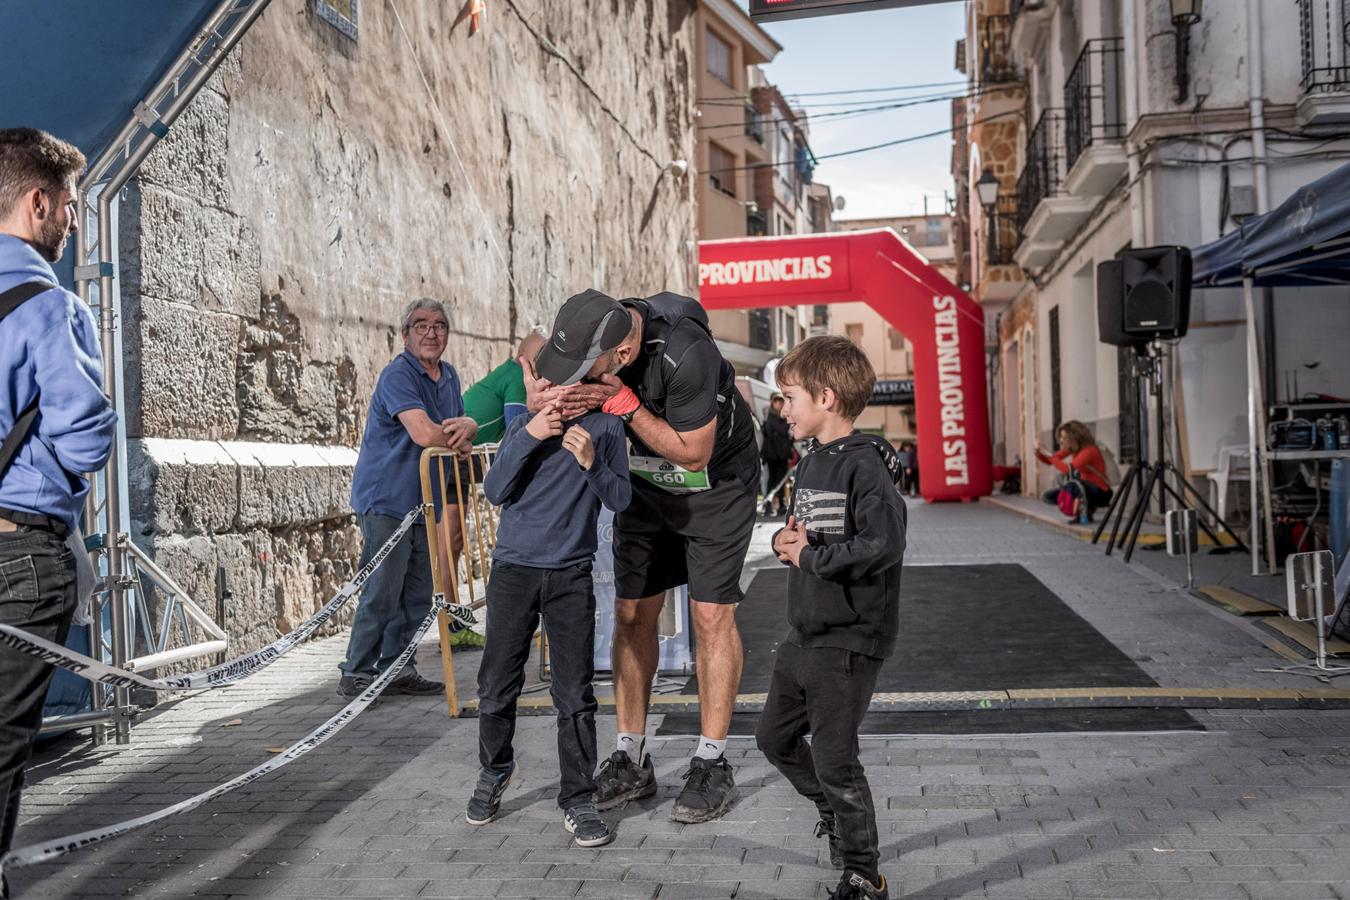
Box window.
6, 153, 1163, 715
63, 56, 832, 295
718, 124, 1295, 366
748, 310, 772, 350
708, 143, 735, 197
777, 123, 795, 193
316, 0, 358, 40
926, 217, 944, 247
706, 29, 734, 86
887, 327, 904, 351
811, 305, 828, 327
846, 323, 863, 347
1048, 306, 1062, 430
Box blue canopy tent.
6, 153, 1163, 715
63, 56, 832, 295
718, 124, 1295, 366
1194, 162, 1350, 288
1191, 160, 1350, 576
2, 1, 261, 738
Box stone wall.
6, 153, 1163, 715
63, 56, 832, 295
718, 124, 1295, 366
122, 0, 698, 656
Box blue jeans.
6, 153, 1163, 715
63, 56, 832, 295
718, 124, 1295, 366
477, 561, 597, 809
339, 513, 434, 679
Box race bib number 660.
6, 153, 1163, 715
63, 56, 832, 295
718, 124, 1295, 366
629, 455, 711, 494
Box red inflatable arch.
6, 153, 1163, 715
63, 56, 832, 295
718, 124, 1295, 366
698, 229, 992, 502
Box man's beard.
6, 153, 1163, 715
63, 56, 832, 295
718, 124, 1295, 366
34, 217, 69, 263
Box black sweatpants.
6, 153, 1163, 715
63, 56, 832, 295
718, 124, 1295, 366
476, 560, 598, 810
755, 640, 884, 881
1, 526, 77, 874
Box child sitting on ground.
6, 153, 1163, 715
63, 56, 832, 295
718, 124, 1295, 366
756, 335, 907, 900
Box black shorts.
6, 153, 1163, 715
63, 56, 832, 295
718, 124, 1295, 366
613, 476, 757, 605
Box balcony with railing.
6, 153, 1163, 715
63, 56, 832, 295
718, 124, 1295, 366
988, 194, 1020, 266
746, 106, 766, 144
1063, 37, 1126, 196
1014, 108, 1093, 270
1297, 0, 1350, 125
980, 15, 1017, 84
747, 208, 768, 236
977, 193, 1023, 303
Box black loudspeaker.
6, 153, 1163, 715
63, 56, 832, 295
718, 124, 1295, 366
1121, 245, 1191, 340
1096, 258, 1130, 346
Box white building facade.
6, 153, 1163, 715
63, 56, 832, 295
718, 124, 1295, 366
962, 0, 1350, 499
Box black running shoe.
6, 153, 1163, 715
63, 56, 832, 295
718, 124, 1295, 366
386, 670, 444, 695
592, 751, 657, 810
828, 872, 889, 900
465, 763, 514, 825
563, 802, 614, 847
336, 674, 372, 698
670, 755, 736, 824
816, 814, 844, 869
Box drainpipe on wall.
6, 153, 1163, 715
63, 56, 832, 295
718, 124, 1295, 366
1246, 0, 1279, 407
1122, 0, 1144, 247
1247, 0, 1279, 573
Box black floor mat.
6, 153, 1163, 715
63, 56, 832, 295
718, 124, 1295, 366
657, 564, 1202, 735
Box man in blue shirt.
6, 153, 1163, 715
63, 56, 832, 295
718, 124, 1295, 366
0, 128, 116, 896
338, 299, 478, 698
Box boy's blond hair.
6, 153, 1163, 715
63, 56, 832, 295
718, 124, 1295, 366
776, 335, 876, 420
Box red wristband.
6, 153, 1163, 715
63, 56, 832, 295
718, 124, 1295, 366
602, 386, 640, 417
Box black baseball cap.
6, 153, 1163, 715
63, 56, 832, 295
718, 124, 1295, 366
535, 289, 632, 385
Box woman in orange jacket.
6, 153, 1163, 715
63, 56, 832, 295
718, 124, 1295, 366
1035, 420, 1113, 520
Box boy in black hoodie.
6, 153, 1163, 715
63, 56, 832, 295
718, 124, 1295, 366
756, 335, 906, 900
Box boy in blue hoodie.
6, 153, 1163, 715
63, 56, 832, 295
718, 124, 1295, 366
466, 291, 633, 848
757, 336, 906, 900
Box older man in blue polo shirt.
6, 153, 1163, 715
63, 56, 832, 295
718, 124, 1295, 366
338, 298, 477, 698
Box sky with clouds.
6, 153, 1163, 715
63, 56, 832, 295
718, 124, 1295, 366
737, 1, 967, 221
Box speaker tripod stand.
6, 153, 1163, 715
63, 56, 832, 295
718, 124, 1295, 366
1092, 344, 1250, 562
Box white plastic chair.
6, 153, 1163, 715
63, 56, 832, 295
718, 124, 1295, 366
1207, 444, 1252, 524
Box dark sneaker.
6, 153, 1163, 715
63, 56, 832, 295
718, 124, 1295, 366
465, 764, 514, 825
386, 670, 444, 695
670, 755, 736, 824
828, 872, 889, 900
563, 802, 614, 847
592, 751, 657, 810
816, 815, 844, 869
336, 674, 372, 698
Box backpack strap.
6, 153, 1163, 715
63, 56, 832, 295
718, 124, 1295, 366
0, 282, 56, 483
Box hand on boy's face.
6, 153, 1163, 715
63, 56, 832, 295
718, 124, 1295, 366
522, 355, 564, 413
526, 403, 564, 441
561, 424, 595, 470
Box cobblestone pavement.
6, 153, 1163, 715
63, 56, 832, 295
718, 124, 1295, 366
9, 500, 1350, 899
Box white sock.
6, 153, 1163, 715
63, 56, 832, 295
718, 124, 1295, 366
694, 735, 727, 760
617, 732, 645, 762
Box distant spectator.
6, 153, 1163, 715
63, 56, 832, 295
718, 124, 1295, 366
760, 394, 792, 516
338, 298, 478, 699
1035, 420, 1112, 519
898, 441, 918, 497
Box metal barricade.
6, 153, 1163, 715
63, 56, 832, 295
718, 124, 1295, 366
418, 444, 500, 716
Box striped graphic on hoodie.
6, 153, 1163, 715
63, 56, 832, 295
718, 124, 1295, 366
794, 488, 847, 535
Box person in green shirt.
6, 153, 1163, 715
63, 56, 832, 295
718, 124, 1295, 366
464, 332, 546, 444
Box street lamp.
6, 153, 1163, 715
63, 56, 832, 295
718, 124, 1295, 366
975, 168, 1000, 261
1170, 0, 1202, 103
